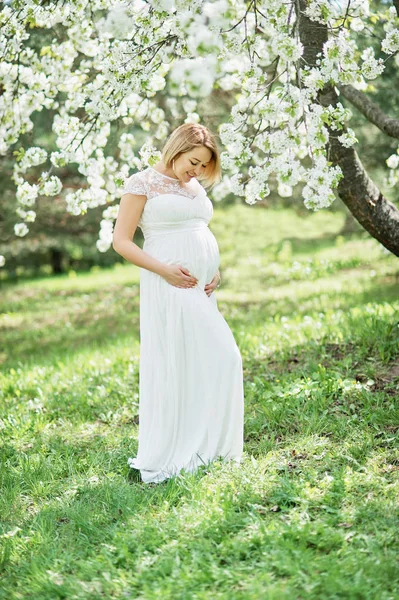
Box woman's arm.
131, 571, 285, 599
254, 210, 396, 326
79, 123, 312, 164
112, 193, 168, 278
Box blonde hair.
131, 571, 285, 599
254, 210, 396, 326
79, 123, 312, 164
161, 123, 221, 188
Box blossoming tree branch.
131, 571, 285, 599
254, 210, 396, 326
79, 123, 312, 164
1, 0, 399, 266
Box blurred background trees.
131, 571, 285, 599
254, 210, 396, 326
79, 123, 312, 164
1, 1, 398, 281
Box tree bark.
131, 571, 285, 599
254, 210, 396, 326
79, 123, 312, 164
297, 0, 399, 257
338, 84, 399, 139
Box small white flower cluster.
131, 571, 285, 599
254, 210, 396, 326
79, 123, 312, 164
17, 147, 47, 172
185, 13, 223, 55
65, 189, 90, 216
278, 183, 293, 198
245, 166, 270, 205
39, 174, 63, 197
337, 129, 358, 148
381, 29, 399, 55
270, 34, 303, 63
211, 177, 235, 202
306, 106, 330, 151
118, 133, 136, 164
169, 56, 217, 98
96, 204, 120, 253
385, 149, 399, 188
12, 146, 64, 235
361, 48, 385, 80
50, 151, 69, 168
219, 83, 346, 208
16, 182, 38, 208
16, 208, 36, 222
1, 0, 396, 246
14, 223, 29, 237
96, 219, 114, 253
138, 142, 162, 168
322, 103, 352, 130
319, 29, 359, 86
96, 4, 135, 40
386, 153, 399, 170
302, 156, 343, 210
306, 0, 370, 26
305, 0, 335, 24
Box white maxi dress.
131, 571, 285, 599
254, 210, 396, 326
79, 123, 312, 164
121, 166, 244, 483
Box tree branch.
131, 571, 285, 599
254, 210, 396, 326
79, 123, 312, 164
338, 84, 399, 139
296, 0, 399, 257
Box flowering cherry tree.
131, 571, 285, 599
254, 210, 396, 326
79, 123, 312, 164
1, 0, 399, 269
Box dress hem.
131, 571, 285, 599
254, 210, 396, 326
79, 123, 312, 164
127, 452, 242, 484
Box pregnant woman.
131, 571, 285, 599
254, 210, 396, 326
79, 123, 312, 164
113, 122, 244, 484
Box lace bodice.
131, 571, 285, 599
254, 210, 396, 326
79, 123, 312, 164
120, 165, 213, 237
121, 166, 202, 201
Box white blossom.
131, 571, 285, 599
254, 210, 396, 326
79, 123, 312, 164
16, 182, 39, 207
50, 151, 69, 168
65, 189, 90, 215
386, 154, 399, 169
229, 173, 244, 195
25, 210, 36, 223
338, 128, 358, 148
278, 183, 293, 198
361, 48, 385, 79
184, 112, 200, 124
305, 0, 335, 23
97, 4, 135, 39
302, 155, 342, 210
382, 29, 399, 55
350, 18, 365, 32
211, 177, 234, 202
14, 223, 29, 237
0, 1, 394, 248
271, 34, 303, 63
169, 56, 217, 98
18, 147, 48, 172
102, 205, 119, 220
40, 175, 63, 196
97, 239, 111, 252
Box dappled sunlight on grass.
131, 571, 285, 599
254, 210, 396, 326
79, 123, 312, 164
0, 284, 140, 367
1, 206, 398, 598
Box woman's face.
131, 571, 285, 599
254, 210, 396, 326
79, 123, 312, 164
173, 146, 213, 183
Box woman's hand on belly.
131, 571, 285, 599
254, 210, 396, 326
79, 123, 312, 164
162, 264, 199, 288
204, 273, 220, 297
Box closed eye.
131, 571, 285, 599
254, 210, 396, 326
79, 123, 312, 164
190, 160, 208, 168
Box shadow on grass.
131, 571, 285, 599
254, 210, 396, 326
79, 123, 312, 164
2, 272, 398, 372
1, 428, 398, 599
224, 277, 399, 330
1, 303, 399, 596
0, 286, 141, 370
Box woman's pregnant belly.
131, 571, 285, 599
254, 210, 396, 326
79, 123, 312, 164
143, 226, 220, 287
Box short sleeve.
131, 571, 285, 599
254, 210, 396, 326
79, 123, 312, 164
121, 172, 147, 197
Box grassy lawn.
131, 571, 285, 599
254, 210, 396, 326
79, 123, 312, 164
0, 204, 398, 599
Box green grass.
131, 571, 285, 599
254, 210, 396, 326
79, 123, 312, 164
1, 204, 399, 599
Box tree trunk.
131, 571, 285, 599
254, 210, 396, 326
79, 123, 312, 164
297, 0, 399, 257
50, 248, 64, 274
